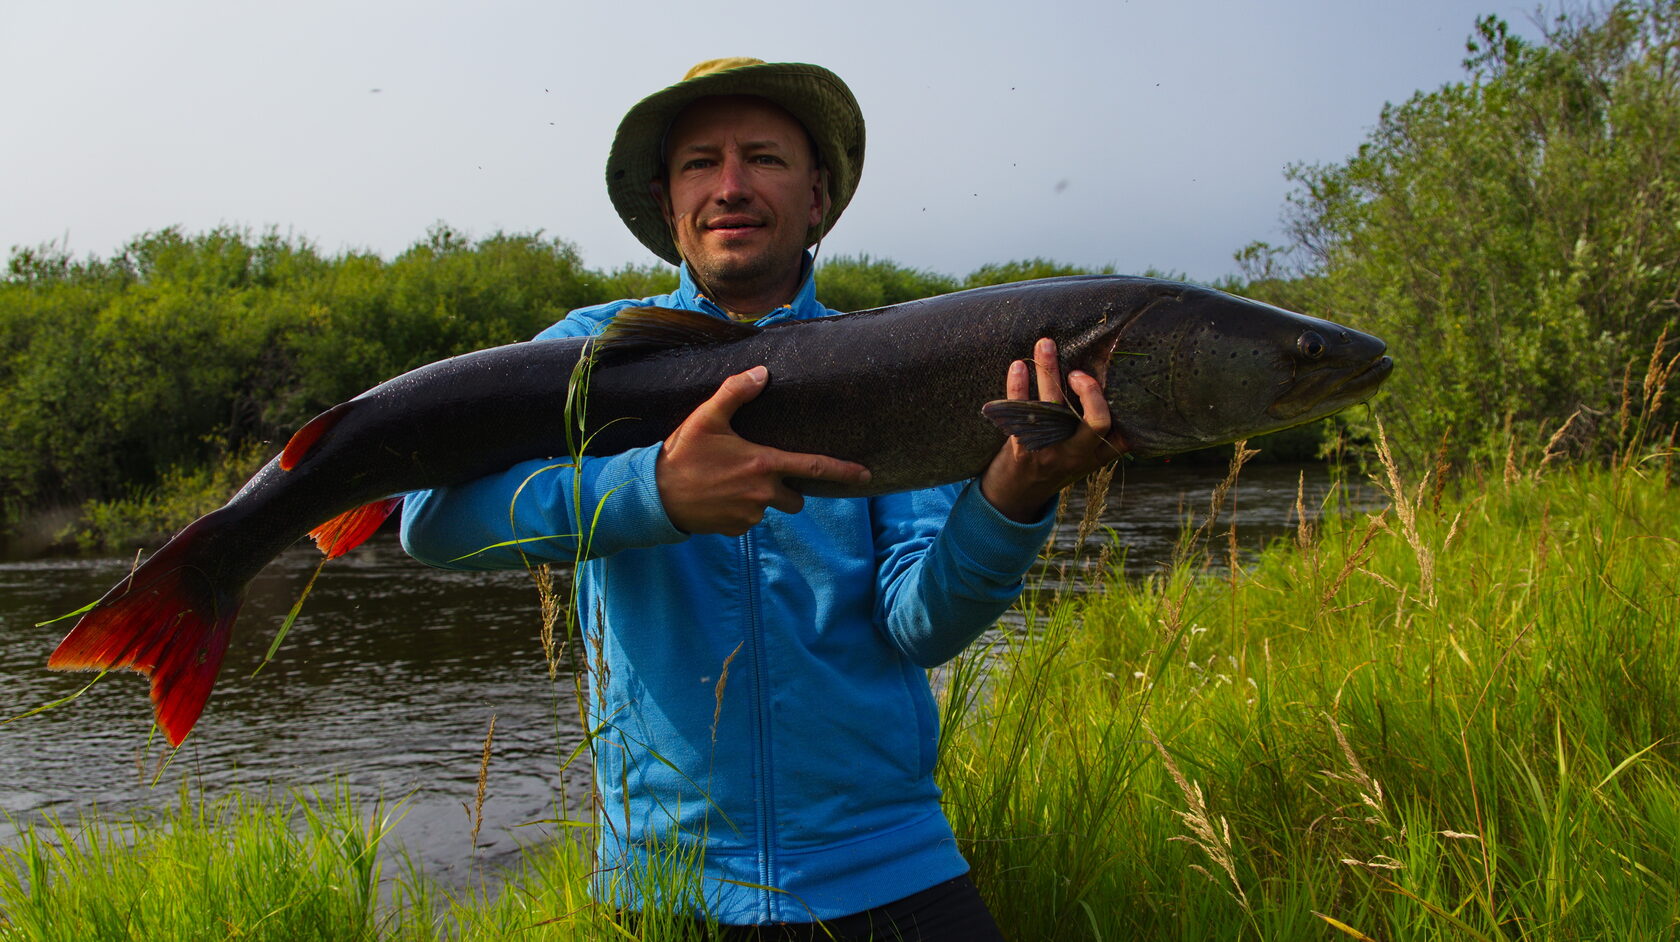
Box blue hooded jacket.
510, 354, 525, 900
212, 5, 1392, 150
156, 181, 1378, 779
400, 262, 1054, 924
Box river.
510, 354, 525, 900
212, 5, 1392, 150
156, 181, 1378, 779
0, 461, 1372, 890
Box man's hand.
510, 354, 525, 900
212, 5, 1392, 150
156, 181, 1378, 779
980, 338, 1128, 523
657, 365, 872, 536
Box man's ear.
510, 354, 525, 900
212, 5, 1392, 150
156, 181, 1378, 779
650, 180, 673, 223
809, 168, 830, 228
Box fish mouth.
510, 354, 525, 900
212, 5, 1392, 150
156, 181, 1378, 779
1267, 354, 1394, 421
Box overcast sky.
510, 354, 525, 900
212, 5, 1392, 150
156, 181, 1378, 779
2, 0, 1534, 284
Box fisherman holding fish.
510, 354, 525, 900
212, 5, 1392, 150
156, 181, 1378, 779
45, 49, 1390, 939
399, 59, 1125, 938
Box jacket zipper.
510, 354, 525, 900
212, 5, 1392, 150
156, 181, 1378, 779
741, 530, 777, 922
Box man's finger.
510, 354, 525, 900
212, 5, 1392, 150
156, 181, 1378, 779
691, 365, 769, 429
1006, 359, 1029, 400
1069, 371, 1111, 437
1033, 338, 1063, 404
767, 448, 872, 487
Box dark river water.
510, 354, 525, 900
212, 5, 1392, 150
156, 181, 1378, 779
0, 461, 1371, 890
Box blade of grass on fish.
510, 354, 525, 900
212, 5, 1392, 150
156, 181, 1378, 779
36, 548, 145, 628
451, 532, 585, 564
2, 668, 111, 727
252, 554, 329, 678
33, 598, 100, 629
506, 460, 575, 547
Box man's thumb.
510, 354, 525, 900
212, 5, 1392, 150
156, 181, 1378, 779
699, 365, 769, 424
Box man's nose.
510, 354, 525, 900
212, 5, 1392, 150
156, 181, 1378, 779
715, 154, 752, 203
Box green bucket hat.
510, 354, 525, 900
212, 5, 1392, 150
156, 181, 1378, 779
606, 57, 866, 266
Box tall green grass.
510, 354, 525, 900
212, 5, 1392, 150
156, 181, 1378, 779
0, 783, 409, 940
937, 432, 1680, 939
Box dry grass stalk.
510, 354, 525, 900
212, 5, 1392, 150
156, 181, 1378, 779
1324, 713, 1385, 820
1091, 540, 1115, 589
1294, 471, 1316, 552
1640, 325, 1675, 418
1616, 328, 1677, 467
1146, 721, 1253, 914
468, 713, 497, 852
1429, 425, 1454, 515
1188, 441, 1259, 556
1325, 596, 1379, 616
1319, 510, 1389, 613
710, 642, 743, 744
1359, 567, 1401, 594
1373, 418, 1437, 605
534, 563, 564, 680
1441, 507, 1464, 554
1538, 409, 1583, 474
1076, 463, 1115, 551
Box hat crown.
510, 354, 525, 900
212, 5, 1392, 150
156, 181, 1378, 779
682, 57, 765, 81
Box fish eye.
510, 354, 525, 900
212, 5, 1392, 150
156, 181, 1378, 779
1298, 331, 1326, 360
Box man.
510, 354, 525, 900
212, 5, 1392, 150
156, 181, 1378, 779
401, 58, 1123, 938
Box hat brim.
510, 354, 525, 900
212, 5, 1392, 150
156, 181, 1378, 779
606, 62, 865, 266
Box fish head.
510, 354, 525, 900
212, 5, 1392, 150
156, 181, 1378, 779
1103, 285, 1392, 456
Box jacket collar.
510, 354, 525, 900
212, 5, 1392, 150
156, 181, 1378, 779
674, 253, 822, 324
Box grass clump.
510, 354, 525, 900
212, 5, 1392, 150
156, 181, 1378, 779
0, 784, 407, 941
936, 428, 1680, 939
0, 787, 731, 940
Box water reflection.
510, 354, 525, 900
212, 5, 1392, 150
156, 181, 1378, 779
0, 461, 1375, 890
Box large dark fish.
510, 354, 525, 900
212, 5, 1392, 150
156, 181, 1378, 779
48, 276, 1392, 744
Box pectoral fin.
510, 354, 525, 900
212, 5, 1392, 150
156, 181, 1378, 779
981, 400, 1084, 451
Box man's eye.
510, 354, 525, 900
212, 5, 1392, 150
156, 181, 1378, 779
682, 159, 714, 171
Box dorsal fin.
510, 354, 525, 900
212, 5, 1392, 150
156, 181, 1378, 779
593, 306, 761, 362
280, 401, 355, 471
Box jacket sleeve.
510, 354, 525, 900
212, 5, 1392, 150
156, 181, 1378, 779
400, 308, 687, 571
871, 480, 1057, 667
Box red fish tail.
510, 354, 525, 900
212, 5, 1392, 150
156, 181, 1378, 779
48, 523, 241, 746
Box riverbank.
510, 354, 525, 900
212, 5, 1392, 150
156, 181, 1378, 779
4, 447, 1676, 938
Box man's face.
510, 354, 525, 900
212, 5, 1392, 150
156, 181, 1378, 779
657, 96, 825, 302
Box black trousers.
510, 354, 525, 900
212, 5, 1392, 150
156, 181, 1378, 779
705, 875, 1007, 942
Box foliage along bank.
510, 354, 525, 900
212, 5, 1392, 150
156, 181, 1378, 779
1241, 1, 1680, 469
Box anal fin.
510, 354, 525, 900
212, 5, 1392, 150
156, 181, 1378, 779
309, 497, 403, 559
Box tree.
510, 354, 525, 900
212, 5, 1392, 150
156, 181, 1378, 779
1248, 1, 1680, 465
